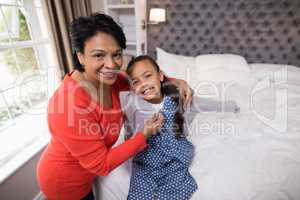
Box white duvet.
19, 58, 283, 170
94, 65, 300, 200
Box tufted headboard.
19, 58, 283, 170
147, 0, 300, 66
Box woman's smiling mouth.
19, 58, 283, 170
98, 69, 118, 79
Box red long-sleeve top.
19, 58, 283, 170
37, 72, 147, 200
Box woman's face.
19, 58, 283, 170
77, 32, 123, 86
129, 60, 164, 103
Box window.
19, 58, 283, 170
0, 0, 58, 182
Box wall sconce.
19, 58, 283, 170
142, 8, 166, 30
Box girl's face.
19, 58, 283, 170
129, 60, 164, 103
77, 32, 123, 87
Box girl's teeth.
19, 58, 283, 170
143, 87, 153, 95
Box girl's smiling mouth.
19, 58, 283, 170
142, 86, 155, 95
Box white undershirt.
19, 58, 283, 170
120, 91, 165, 136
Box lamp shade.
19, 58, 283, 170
149, 8, 166, 23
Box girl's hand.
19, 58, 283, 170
171, 79, 194, 109
143, 113, 164, 139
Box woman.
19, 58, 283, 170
37, 13, 193, 200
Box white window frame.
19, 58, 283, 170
0, 2, 19, 38
0, 0, 57, 183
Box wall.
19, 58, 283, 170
91, 0, 104, 13
0, 150, 44, 200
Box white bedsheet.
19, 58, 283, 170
94, 65, 300, 200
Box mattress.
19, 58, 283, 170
94, 64, 300, 200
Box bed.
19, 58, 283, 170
94, 0, 300, 198
94, 49, 300, 200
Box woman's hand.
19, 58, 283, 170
171, 79, 194, 109
143, 113, 164, 139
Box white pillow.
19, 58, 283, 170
156, 47, 196, 85
196, 54, 250, 72
249, 63, 300, 85
250, 63, 284, 80
156, 49, 254, 113
193, 70, 254, 114
192, 54, 252, 110
193, 68, 252, 87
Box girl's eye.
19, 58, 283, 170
132, 80, 138, 85
145, 73, 152, 78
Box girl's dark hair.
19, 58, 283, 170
69, 13, 126, 72
127, 55, 185, 139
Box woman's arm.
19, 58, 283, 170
167, 79, 194, 109
48, 101, 147, 176
116, 71, 131, 91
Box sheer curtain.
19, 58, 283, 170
41, 0, 93, 78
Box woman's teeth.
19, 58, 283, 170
101, 71, 115, 78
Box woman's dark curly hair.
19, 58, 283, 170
126, 55, 185, 139
69, 13, 126, 72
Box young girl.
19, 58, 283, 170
120, 55, 198, 200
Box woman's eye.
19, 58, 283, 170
93, 54, 105, 59
93, 54, 104, 59
113, 53, 122, 59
